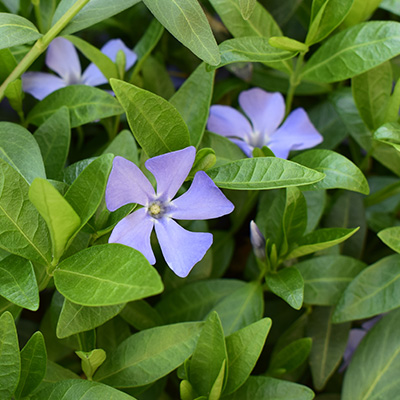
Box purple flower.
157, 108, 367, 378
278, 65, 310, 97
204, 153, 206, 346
207, 87, 323, 159
22, 37, 137, 100
105, 147, 234, 278
250, 220, 266, 260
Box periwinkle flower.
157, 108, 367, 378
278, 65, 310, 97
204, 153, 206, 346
207, 87, 323, 159
22, 37, 137, 100
105, 146, 234, 278
250, 220, 266, 260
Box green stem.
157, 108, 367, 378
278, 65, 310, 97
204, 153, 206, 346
0, 0, 91, 101
32, 0, 44, 33
285, 52, 306, 116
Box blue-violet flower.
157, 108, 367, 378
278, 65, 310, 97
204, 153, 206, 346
207, 87, 323, 159
105, 146, 234, 278
22, 37, 137, 100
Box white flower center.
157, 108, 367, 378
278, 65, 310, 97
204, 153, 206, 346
147, 201, 166, 219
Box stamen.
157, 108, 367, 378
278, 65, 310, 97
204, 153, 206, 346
147, 201, 165, 219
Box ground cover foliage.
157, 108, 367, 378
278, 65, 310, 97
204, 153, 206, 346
1, 0, 400, 399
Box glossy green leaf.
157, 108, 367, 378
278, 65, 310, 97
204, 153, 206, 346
155, 279, 245, 324
102, 130, 138, 165
239, 0, 256, 19
269, 36, 308, 52
95, 322, 203, 387
378, 226, 400, 253
29, 178, 81, 263
267, 268, 304, 310
307, 307, 350, 391
0, 122, 46, 184
224, 318, 272, 395
120, 300, 163, 331
143, 0, 220, 65
342, 0, 382, 27
0, 13, 42, 49
292, 149, 369, 194
298, 255, 366, 306
283, 187, 307, 246
0, 48, 17, 83
57, 299, 125, 339
0, 158, 51, 265
0, 255, 39, 310
170, 63, 215, 147
27, 86, 123, 128
0, 311, 20, 400
110, 79, 190, 157
15, 332, 47, 399
287, 228, 359, 259
209, 281, 264, 335
53, 0, 141, 35
33, 107, 70, 180
206, 157, 325, 190
223, 376, 314, 399
374, 121, 400, 152
54, 244, 163, 306
190, 312, 227, 396
302, 21, 400, 83
333, 254, 400, 322
304, 190, 327, 234
76, 349, 106, 381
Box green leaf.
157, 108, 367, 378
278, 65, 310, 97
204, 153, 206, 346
0, 311, 20, 400
333, 254, 400, 322
206, 157, 325, 190
268, 338, 312, 375
33, 107, 71, 180
155, 279, 245, 324
209, 281, 264, 335
215, 37, 296, 69
269, 36, 308, 52
29, 178, 81, 263
298, 255, 366, 306
190, 312, 227, 396
0, 48, 17, 84
54, 244, 163, 306
352, 61, 393, 131
283, 187, 307, 246
134, 19, 164, 60
57, 299, 125, 339
0, 122, 46, 184
306, 0, 354, 45
302, 21, 400, 83
378, 226, 400, 253
102, 130, 138, 165
342, 0, 382, 27
120, 300, 163, 331
267, 268, 304, 310
27, 86, 123, 128
110, 79, 190, 157
342, 309, 400, 400
0, 13, 42, 49
239, 0, 256, 19
287, 228, 359, 259
307, 307, 350, 391
31, 379, 135, 400
374, 121, 400, 152
14, 331, 47, 399
292, 149, 369, 194
224, 318, 272, 395
170, 63, 215, 147
223, 376, 315, 399
53, 0, 141, 35
94, 322, 203, 387
142, 0, 220, 65
304, 190, 326, 234
141, 56, 175, 99
97, 317, 131, 354
0, 255, 39, 310
76, 349, 106, 381
0, 158, 51, 265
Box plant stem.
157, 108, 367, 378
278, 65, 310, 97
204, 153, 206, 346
285, 52, 306, 115
0, 0, 91, 101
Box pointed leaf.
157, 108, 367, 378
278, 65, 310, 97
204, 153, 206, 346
76, 349, 106, 381
378, 226, 400, 253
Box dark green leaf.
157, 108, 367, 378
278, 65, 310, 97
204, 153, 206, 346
102, 130, 138, 165
120, 300, 163, 331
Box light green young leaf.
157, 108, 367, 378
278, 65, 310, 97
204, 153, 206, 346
333, 254, 400, 322
0, 122, 46, 184
374, 121, 400, 152
76, 349, 106, 381
378, 226, 400, 253
111, 79, 190, 157
302, 21, 400, 83
0, 311, 20, 400
143, 0, 220, 65
206, 157, 325, 190
15, 331, 47, 399
27, 86, 123, 128
94, 322, 203, 387
0, 13, 42, 49
239, 0, 256, 19
29, 178, 81, 263
0, 255, 39, 311
342, 0, 382, 27
269, 36, 308, 52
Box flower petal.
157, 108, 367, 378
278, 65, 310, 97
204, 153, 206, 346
82, 39, 137, 86
170, 171, 234, 220
22, 72, 66, 100
269, 108, 323, 155
230, 138, 253, 158
106, 156, 155, 211
145, 146, 195, 202
267, 141, 291, 160
46, 37, 81, 84
340, 328, 366, 371
239, 88, 285, 139
109, 208, 155, 264
155, 218, 212, 277
207, 105, 253, 141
